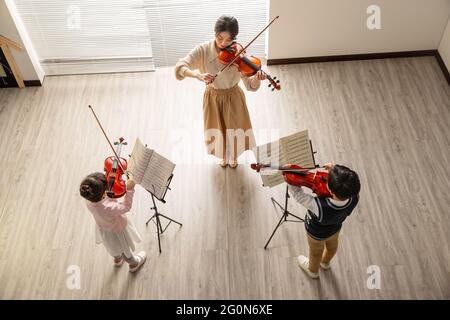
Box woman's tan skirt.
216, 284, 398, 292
203, 85, 255, 159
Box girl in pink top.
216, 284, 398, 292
79, 172, 146, 273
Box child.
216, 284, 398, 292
79, 172, 146, 273
289, 163, 360, 279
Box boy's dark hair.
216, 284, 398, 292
215, 15, 239, 40
79, 172, 107, 202
327, 165, 360, 200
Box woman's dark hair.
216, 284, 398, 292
79, 172, 107, 202
215, 15, 239, 40
327, 165, 360, 200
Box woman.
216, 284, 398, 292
175, 15, 265, 168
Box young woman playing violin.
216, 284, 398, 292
175, 15, 266, 168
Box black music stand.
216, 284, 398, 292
145, 174, 182, 253
264, 140, 318, 249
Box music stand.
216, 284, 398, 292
264, 140, 318, 249
145, 174, 182, 253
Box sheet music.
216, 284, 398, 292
142, 152, 175, 199
128, 137, 175, 200
127, 138, 153, 183
281, 130, 315, 168
253, 130, 315, 188
253, 139, 285, 187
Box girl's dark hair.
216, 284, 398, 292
215, 15, 239, 40
79, 172, 107, 202
327, 165, 360, 200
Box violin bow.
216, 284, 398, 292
252, 163, 323, 172
214, 15, 280, 78
88, 105, 128, 175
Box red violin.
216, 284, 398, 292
104, 137, 128, 198
214, 16, 281, 91
88, 105, 130, 199
218, 42, 281, 91
251, 163, 332, 198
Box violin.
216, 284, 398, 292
218, 42, 281, 91
104, 137, 128, 198
251, 163, 331, 197
214, 16, 281, 91
88, 105, 130, 198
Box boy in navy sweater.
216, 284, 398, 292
289, 163, 360, 279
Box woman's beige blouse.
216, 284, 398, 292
174, 39, 261, 91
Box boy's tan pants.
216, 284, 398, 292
307, 231, 340, 273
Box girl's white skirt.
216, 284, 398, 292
95, 215, 142, 258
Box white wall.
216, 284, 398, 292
438, 18, 450, 70
0, 0, 43, 82
267, 0, 450, 59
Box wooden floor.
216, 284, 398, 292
0, 56, 449, 299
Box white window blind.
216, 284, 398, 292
13, 0, 154, 75
142, 0, 267, 67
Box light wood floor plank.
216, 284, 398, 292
0, 56, 449, 299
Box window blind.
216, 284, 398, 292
12, 0, 267, 74
13, 0, 154, 75
142, 0, 267, 67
